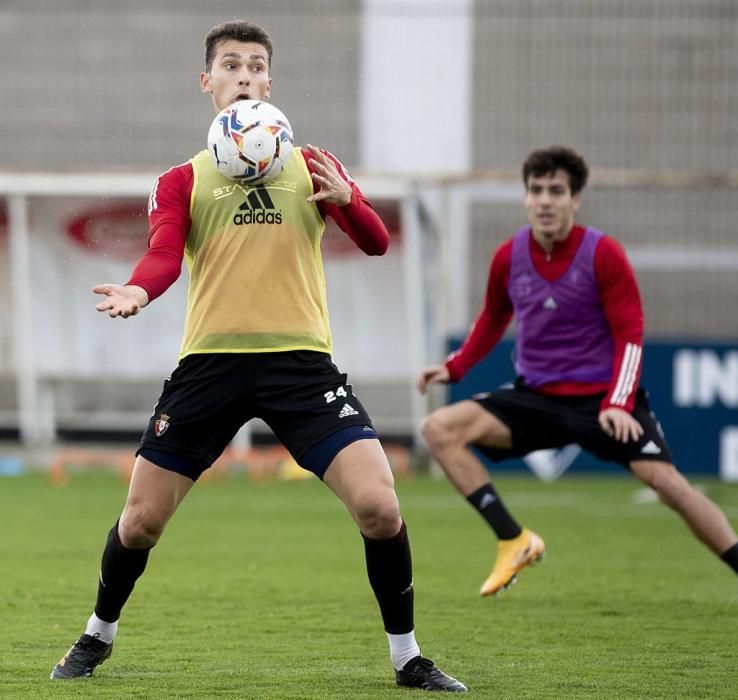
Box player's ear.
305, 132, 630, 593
572, 192, 582, 211
200, 71, 212, 94
264, 77, 272, 98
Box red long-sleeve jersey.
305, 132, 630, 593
446, 225, 644, 412
127, 149, 389, 301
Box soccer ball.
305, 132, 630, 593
207, 100, 294, 183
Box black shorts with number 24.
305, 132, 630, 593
138, 351, 375, 479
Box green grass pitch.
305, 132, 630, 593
1, 471, 736, 698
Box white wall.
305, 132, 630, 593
360, 0, 473, 174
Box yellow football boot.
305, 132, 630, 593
480, 528, 545, 596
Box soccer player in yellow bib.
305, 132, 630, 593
51, 20, 466, 692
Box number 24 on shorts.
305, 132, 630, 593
324, 386, 349, 403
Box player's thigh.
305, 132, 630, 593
323, 438, 399, 521
473, 387, 590, 461
259, 351, 376, 477
424, 399, 513, 448
138, 354, 253, 480
573, 389, 673, 467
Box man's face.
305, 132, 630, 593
200, 39, 272, 113
524, 170, 581, 249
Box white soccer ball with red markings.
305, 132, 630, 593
207, 100, 294, 183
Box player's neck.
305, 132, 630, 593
531, 226, 573, 253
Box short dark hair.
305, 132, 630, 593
204, 21, 273, 72
522, 146, 589, 195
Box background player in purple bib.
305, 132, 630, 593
417, 145, 738, 596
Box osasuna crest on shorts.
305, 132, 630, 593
154, 413, 170, 437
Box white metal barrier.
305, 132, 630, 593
3, 170, 738, 452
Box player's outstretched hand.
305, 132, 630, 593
305, 144, 352, 206
93, 284, 149, 319
416, 364, 451, 394
598, 406, 644, 443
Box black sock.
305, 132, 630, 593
720, 542, 738, 574
362, 520, 414, 635
94, 520, 152, 623
466, 483, 522, 540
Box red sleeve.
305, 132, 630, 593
595, 236, 644, 412
445, 240, 514, 382
302, 148, 389, 255
126, 163, 191, 302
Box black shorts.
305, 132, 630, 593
474, 382, 672, 468
138, 351, 375, 479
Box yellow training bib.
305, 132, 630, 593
180, 147, 331, 359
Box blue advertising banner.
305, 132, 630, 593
447, 339, 738, 480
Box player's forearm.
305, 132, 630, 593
445, 310, 509, 382
602, 339, 643, 412
126, 247, 182, 303
601, 298, 643, 411
126, 217, 186, 303
327, 190, 390, 255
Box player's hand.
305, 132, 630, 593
598, 407, 644, 443
305, 144, 352, 206
93, 284, 149, 319
416, 364, 451, 394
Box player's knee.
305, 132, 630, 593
355, 492, 402, 538
421, 412, 457, 454
119, 508, 166, 549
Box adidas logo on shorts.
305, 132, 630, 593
338, 403, 359, 418
641, 440, 662, 455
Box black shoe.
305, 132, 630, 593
396, 656, 467, 692
50, 633, 113, 679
